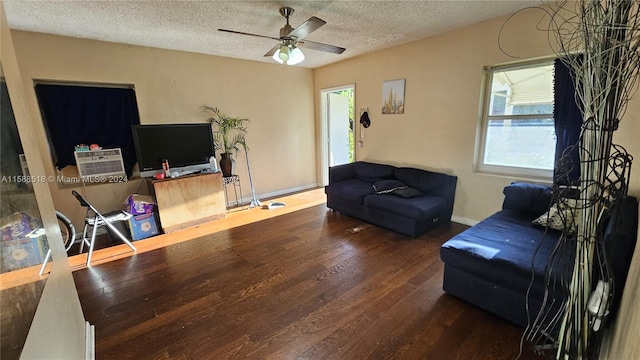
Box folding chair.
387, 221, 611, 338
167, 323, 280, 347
72, 190, 137, 266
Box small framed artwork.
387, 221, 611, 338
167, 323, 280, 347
382, 79, 405, 114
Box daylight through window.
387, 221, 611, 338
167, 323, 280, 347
477, 60, 555, 178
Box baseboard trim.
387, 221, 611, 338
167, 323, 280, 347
451, 215, 479, 227
240, 183, 321, 204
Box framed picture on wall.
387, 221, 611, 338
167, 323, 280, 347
382, 79, 405, 114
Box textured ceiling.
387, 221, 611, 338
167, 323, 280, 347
3, 0, 542, 69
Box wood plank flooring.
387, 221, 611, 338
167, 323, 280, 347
0, 280, 45, 359
1, 188, 327, 290
73, 204, 545, 360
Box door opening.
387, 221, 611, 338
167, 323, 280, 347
320, 85, 354, 185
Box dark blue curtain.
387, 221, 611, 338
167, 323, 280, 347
35, 84, 140, 176
1, 81, 24, 178
553, 57, 583, 186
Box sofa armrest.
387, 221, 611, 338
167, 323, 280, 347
601, 196, 638, 323
502, 182, 552, 218
393, 167, 457, 222
329, 163, 356, 184
441, 175, 458, 222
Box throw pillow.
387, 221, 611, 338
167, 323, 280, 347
532, 198, 580, 232
372, 180, 407, 194
392, 187, 424, 199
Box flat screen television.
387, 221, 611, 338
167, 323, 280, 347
132, 123, 215, 177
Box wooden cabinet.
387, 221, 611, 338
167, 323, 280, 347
150, 172, 225, 233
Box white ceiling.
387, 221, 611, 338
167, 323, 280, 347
3, 0, 542, 69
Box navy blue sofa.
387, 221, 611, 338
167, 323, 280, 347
324, 161, 457, 237
440, 182, 639, 329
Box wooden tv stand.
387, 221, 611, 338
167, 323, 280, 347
149, 172, 225, 233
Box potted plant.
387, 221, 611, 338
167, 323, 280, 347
201, 105, 249, 177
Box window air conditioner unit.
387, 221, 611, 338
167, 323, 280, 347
74, 148, 126, 182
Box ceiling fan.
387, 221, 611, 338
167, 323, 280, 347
218, 7, 346, 65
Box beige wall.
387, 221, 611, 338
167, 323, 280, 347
606, 210, 640, 359
10, 31, 318, 229
314, 9, 640, 224
314, 7, 640, 359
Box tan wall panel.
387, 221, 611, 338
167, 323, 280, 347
314, 6, 640, 359
314, 7, 640, 223
10, 31, 317, 230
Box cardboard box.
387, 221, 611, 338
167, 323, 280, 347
128, 213, 158, 240
123, 194, 155, 215
0, 212, 42, 242
1, 235, 48, 272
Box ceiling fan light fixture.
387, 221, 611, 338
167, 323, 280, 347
271, 50, 284, 64
272, 42, 304, 65
288, 46, 305, 65
278, 44, 290, 61
220, 7, 345, 66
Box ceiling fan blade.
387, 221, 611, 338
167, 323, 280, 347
264, 44, 280, 57
287, 16, 326, 40
297, 39, 346, 54
218, 28, 280, 41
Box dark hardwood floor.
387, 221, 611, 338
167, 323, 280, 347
0, 279, 45, 359
73, 205, 545, 359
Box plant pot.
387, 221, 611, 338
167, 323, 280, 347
219, 153, 234, 177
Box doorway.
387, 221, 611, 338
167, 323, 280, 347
320, 85, 354, 185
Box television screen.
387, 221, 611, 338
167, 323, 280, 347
132, 123, 214, 177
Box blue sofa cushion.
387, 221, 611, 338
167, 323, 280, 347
392, 187, 424, 198
324, 179, 375, 204
353, 162, 395, 183
440, 209, 566, 297
502, 182, 552, 217
373, 179, 407, 194
365, 194, 445, 220
394, 167, 448, 195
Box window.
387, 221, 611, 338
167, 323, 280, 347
34, 82, 140, 184
476, 60, 556, 178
